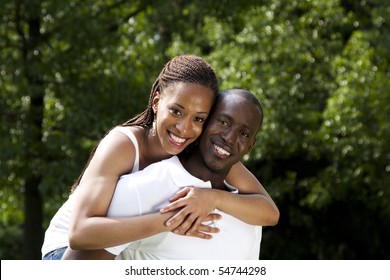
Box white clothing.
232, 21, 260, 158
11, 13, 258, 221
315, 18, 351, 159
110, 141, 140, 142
41, 126, 140, 257
106, 156, 262, 260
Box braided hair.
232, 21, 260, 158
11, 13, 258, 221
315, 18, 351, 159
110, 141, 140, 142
70, 55, 218, 192
123, 55, 219, 127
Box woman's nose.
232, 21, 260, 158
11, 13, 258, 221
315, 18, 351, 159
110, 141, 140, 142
176, 117, 193, 136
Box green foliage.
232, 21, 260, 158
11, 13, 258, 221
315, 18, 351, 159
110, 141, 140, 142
1, 0, 389, 259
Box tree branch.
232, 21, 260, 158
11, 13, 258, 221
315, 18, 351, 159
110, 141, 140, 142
107, 0, 154, 33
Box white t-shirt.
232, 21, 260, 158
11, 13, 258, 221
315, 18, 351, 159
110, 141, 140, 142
106, 156, 262, 260
41, 126, 140, 257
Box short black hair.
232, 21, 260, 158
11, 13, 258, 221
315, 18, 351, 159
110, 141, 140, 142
219, 88, 263, 129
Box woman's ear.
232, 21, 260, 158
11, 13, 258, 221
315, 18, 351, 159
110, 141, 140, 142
152, 91, 161, 113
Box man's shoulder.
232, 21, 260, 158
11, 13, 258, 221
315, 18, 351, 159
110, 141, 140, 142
119, 156, 182, 180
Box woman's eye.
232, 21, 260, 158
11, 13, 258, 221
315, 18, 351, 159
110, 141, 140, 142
170, 108, 182, 116
194, 117, 205, 123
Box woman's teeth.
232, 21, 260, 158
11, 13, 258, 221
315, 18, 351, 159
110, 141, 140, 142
170, 133, 186, 143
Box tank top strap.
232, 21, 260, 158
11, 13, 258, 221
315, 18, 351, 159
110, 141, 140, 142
111, 126, 140, 172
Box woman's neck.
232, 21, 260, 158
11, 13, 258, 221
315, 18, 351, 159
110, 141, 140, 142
138, 127, 171, 169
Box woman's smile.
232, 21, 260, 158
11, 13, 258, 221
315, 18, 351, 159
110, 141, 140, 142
168, 131, 188, 146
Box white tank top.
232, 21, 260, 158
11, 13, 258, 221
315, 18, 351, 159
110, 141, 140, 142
111, 126, 140, 173
41, 126, 140, 256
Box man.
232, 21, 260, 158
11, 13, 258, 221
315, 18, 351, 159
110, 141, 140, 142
63, 88, 275, 259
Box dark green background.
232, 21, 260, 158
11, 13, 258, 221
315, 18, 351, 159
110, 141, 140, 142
1, 0, 389, 259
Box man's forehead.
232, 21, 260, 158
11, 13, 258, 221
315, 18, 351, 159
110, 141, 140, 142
215, 94, 252, 114
214, 94, 261, 129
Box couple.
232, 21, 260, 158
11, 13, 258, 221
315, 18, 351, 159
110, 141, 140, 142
41, 55, 279, 260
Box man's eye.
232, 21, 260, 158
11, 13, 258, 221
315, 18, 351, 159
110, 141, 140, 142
219, 119, 228, 126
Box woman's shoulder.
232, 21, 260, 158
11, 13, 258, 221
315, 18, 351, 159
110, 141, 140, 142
110, 125, 146, 140
90, 126, 141, 175
96, 126, 140, 157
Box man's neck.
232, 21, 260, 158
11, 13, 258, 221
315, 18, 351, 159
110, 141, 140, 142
179, 152, 228, 190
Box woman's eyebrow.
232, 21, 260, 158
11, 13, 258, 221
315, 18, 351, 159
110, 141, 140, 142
173, 103, 209, 115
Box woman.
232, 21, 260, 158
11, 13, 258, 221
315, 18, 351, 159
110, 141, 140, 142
41, 55, 279, 260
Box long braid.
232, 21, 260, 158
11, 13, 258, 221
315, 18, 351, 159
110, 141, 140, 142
70, 55, 218, 192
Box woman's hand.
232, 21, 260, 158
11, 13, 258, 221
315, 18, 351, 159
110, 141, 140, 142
160, 187, 221, 238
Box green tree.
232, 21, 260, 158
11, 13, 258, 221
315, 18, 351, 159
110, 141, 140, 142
1, 0, 159, 259
167, 0, 390, 258
1, 0, 389, 260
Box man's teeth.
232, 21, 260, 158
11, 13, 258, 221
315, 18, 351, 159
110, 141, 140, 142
214, 144, 230, 156
170, 133, 186, 143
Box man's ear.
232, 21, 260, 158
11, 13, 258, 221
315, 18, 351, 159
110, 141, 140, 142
152, 91, 161, 113
246, 138, 257, 154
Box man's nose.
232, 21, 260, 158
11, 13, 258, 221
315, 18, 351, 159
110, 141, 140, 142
221, 128, 238, 145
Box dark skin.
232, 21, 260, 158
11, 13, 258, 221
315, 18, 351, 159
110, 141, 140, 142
63, 90, 277, 260
181, 92, 261, 186
163, 90, 266, 231
62, 211, 219, 259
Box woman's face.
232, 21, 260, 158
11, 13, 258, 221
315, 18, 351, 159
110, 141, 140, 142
153, 82, 215, 155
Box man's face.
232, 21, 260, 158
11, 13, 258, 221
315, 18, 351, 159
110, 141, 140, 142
199, 94, 262, 173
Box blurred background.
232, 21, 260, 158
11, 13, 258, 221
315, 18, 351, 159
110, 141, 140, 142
1, 0, 389, 260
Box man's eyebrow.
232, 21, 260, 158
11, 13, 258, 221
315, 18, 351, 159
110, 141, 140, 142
218, 113, 233, 120
220, 113, 253, 129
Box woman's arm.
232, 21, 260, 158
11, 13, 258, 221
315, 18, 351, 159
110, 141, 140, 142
160, 161, 279, 235
70, 212, 174, 250
65, 211, 220, 260
68, 130, 151, 249
68, 131, 219, 249
223, 161, 280, 225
